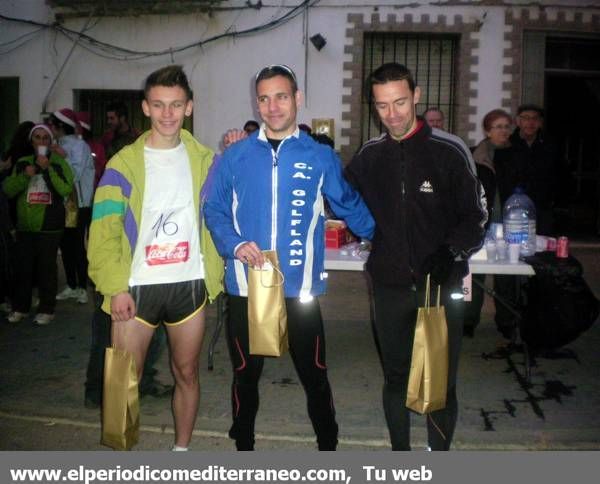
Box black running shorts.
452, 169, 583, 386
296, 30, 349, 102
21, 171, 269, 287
130, 279, 207, 328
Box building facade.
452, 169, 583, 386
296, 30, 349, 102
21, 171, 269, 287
1, 0, 599, 230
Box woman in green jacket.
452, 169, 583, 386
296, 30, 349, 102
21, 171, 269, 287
2, 124, 74, 325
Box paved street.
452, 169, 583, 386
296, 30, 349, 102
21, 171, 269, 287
1, 246, 599, 451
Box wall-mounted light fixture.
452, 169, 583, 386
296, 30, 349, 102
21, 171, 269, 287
309, 33, 327, 51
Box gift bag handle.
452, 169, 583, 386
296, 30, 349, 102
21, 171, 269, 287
424, 274, 441, 311
259, 263, 285, 288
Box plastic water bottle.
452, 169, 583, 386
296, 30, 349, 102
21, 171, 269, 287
503, 187, 536, 256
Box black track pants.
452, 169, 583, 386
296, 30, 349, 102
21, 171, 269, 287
372, 282, 464, 451
226, 295, 338, 451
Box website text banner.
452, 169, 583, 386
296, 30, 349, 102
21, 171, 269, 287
2, 451, 596, 484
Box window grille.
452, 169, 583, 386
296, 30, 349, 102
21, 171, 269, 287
362, 32, 458, 142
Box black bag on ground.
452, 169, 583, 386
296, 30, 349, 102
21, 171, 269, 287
522, 252, 599, 350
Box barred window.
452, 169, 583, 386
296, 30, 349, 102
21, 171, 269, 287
362, 32, 458, 142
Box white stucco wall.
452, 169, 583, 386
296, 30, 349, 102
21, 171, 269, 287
1, 0, 54, 124
0, 0, 596, 151
469, 6, 509, 141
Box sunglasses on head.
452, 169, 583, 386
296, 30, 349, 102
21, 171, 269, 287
255, 64, 297, 83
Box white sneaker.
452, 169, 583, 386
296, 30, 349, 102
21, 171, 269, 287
56, 286, 78, 300
76, 288, 88, 304
33, 313, 54, 325
7, 311, 27, 324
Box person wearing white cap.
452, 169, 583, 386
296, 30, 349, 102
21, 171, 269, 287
2, 124, 74, 325
49, 108, 95, 304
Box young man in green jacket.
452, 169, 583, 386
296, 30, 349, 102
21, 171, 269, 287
88, 65, 223, 451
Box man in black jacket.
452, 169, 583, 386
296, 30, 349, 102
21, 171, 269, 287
346, 63, 486, 450
511, 104, 560, 235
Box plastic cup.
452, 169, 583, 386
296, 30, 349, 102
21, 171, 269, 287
508, 243, 520, 263
491, 223, 504, 241
496, 239, 507, 260
485, 241, 497, 261
37, 145, 49, 156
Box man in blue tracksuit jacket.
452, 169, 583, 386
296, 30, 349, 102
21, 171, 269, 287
204, 64, 374, 450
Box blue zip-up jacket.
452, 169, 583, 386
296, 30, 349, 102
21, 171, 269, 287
204, 127, 374, 298
59, 134, 95, 208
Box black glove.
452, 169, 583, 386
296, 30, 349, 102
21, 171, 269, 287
421, 245, 455, 286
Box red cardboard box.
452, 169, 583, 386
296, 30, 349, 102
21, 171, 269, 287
325, 220, 355, 248
325, 227, 345, 248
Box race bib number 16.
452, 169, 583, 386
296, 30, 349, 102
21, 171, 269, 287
144, 211, 190, 265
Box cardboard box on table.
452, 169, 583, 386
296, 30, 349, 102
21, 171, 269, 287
325, 220, 355, 248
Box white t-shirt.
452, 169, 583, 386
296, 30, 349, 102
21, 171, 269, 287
129, 142, 204, 286
27, 174, 52, 205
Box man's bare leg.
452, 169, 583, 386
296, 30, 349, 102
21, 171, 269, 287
111, 318, 155, 382
165, 309, 206, 448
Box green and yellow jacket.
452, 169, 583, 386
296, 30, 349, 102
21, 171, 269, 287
2, 153, 73, 232
88, 129, 224, 314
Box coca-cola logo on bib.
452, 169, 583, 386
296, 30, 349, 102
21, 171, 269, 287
28, 192, 52, 204
145, 241, 189, 265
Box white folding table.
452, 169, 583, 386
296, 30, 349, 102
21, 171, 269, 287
324, 247, 535, 276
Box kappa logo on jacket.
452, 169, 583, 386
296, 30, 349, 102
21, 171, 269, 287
419, 180, 434, 193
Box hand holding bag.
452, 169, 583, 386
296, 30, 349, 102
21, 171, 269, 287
406, 275, 449, 414
101, 344, 140, 450
247, 250, 288, 357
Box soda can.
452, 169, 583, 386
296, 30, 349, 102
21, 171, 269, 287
556, 236, 569, 258
547, 237, 557, 251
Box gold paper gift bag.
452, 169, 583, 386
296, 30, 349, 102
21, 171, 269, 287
101, 346, 139, 450
406, 275, 449, 414
248, 250, 288, 357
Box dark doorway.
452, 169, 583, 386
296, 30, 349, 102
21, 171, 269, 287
74, 89, 193, 140
75, 89, 146, 138
544, 38, 600, 236
0, 77, 20, 155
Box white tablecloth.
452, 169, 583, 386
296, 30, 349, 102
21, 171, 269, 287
324, 248, 535, 276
